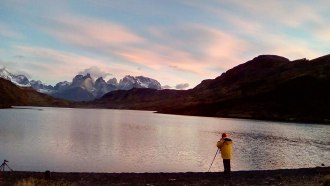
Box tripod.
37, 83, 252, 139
207, 149, 219, 172
0, 160, 13, 172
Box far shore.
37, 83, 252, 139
2, 105, 330, 125
0, 167, 329, 185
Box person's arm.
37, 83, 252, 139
216, 139, 224, 149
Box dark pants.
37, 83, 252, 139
223, 159, 231, 177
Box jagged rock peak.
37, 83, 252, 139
74, 73, 92, 80
95, 77, 105, 83
72, 74, 93, 84
107, 78, 118, 85
95, 77, 107, 89
85, 73, 92, 79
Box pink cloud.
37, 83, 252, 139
195, 2, 327, 61
109, 23, 253, 87
38, 10, 327, 88
145, 24, 250, 75
194, 25, 249, 69
112, 44, 214, 87
13, 46, 130, 83
45, 16, 143, 48
40, 14, 253, 86
13, 45, 163, 85
44, 14, 250, 81
114, 44, 210, 76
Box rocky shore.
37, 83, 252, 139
0, 167, 329, 186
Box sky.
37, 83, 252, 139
0, 0, 329, 89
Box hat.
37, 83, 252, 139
222, 133, 228, 138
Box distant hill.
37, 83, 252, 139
92, 88, 189, 110
0, 78, 71, 108
91, 54, 330, 124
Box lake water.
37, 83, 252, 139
0, 107, 329, 173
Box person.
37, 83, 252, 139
216, 133, 233, 177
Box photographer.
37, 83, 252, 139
216, 133, 233, 178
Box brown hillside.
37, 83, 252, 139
92, 54, 330, 124
0, 78, 71, 108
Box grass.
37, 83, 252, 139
14, 177, 71, 186
3, 167, 328, 186
323, 175, 330, 186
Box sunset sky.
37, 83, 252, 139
1, 0, 329, 89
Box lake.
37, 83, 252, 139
0, 107, 329, 173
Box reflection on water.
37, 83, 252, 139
0, 107, 329, 172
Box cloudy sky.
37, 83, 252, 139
1, 0, 329, 89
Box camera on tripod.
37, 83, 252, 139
0, 159, 13, 172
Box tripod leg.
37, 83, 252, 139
208, 148, 219, 172
5, 164, 13, 171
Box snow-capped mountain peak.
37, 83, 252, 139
0, 67, 31, 87
118, 75, 161, 90
0, 67, 12, 79
0, 67, 55, 93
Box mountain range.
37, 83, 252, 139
1, 54, 330, 124
0, 67, 161, 101
51, 74, 161, 101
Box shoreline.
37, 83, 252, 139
1, 167, 329, 185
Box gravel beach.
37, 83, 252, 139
0, 166, 329, 186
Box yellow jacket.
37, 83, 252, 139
217, 138, 233, 159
